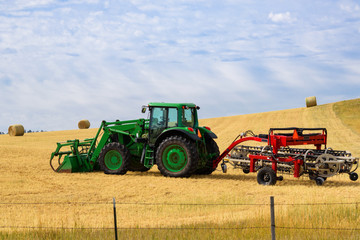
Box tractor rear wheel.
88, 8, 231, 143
99, 142, 130, 175
257, 167, 277, 185
194, 135, 220, 175
156, 136, 198, 178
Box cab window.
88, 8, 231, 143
150, 107, 166, 129
182, 108, 194, 127
167, 108, 178, 127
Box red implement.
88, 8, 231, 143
213, 127, 358, 186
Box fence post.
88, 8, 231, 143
270, 196, 275, 240
113, 197, 118, 240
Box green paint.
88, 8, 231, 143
104, 150, 123, 170
162, 144, 187, 172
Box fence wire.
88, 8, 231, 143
0, 226, 359, 231
0, 201, 359, 206
0, 200, 359, 232
0, 226, 267, 230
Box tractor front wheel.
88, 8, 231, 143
99, 142, 130, 175
156, 136, 198, 178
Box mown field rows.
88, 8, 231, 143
0, 99, 359, 239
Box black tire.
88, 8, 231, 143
194, 135, 220, 175
156, 136, 199, 178
315, 177, 325, 186
257, 167, 277, 185
243, 168, 250, 174
221, 163, 227, 173
98, 142, 130, 175
349, 172, 358, 181
127, 156, 151, 172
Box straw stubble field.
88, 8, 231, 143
0, 99, 359, 239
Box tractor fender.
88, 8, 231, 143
197, 127, 217, 139
155, 129, 200, 150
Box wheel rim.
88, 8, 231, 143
162, 144, 187, 172
263, 173, 271, 182
104, 150, 123, 170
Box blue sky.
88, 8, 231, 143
0, 0, 360, 132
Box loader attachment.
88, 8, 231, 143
50, 138, 94, 173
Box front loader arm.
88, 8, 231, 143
89, 129, 111, 166
88, 122, 140, 166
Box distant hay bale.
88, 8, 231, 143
78, 120, 90, 129
306, 96, 317, 108
8, 124, 25, 136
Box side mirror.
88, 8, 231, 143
196, 106, 200, 110
141, 106, 147, 113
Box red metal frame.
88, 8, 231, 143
212, 137, 263, 169
268, 128, 327, 153
213, 128, 327, 178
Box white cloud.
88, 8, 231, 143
340, 3, 360, 12
339, 1, 360, 19
268, 12, 295, 23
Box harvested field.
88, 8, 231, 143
0, 99, 359, 239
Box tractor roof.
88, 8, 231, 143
148, 102, 197, 108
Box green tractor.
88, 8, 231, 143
50, 103, 220, 177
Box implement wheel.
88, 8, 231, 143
315, 177, 325, 186
349, 172, 358, 181
257, 167, 277, 185
99, 142, 130, 175
156, 136, 198, 178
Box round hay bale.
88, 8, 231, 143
78, 120, 90, 129
8, 124, 25, 136
306, 96, 317, 108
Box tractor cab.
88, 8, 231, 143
143, 103, 200, 145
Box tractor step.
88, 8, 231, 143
140, 144, 154, 167
145, 148, 154, 166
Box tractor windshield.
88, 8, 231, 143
149, 107, 179, 144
